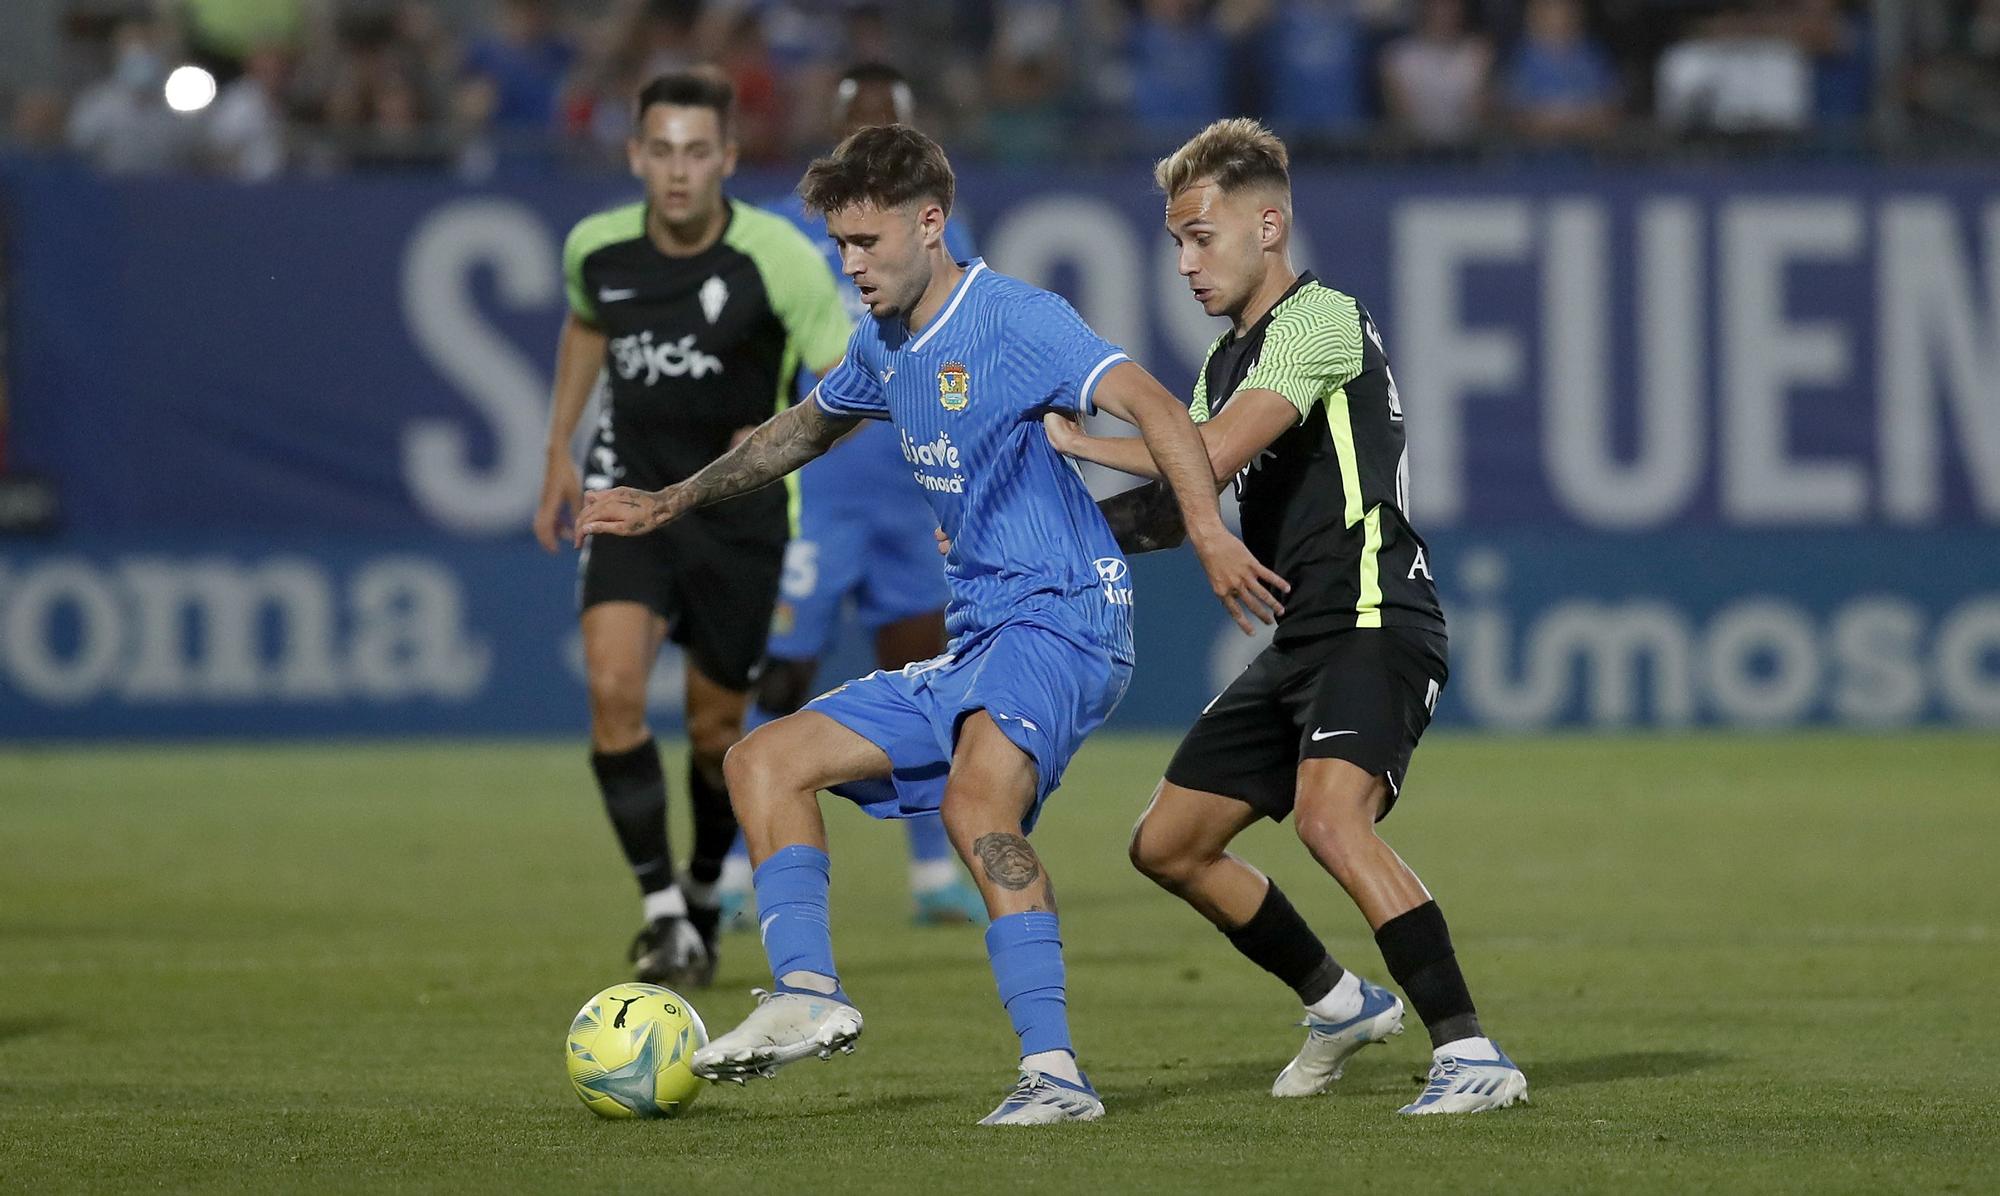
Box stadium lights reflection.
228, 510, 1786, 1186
164, 65, 217, 113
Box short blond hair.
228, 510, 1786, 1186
1153, 118, 1291, 202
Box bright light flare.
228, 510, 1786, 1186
164, 65, 217, 113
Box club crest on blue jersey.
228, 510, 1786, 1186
938, 361, 970, 411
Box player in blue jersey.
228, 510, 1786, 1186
716, 63, 985, 930
575, 125, 1285, 1125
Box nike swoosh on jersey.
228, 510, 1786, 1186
599, 287, 638, 302
1310, 728, 1359, 741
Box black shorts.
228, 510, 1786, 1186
577, 522, 783, 692
1164, 627, 1448, 822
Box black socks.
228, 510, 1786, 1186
1375, 900, 1482, 1048
590, 738, 672, 896
685, 759, 738, 890
1222, 881, 1344, 1006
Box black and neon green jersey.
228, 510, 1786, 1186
1192, 273, 1445, 642
563, 198, 851, 539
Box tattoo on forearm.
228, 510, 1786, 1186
676, 400, 855, 512
972, 832, 1056, 913
1097, 482, 1187, 555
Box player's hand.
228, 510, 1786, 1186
1042, 411, 1085, 457
533, 454, 584, 553
1191, 529, 1289, 635
573, 485, 683, 546
934, 527, 952, 556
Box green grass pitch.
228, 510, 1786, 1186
4, 732, 1998, 1193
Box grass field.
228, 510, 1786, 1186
4, 732, 1998, 1193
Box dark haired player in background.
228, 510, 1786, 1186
533, 72, 850, 990
1048, 118, 1526, 1115
712, 62, 985, 930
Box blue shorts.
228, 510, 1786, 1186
764, 500, 950, 661
803, 620, 1132, 833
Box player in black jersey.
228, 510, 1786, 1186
532, 73, 850, 989
1047, 119, 1526, 1114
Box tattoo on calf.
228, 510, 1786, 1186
973, 832, 1042, 891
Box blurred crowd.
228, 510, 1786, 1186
6, 0, 2000, 178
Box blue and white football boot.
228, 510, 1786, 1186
689, 989, 863, 1083
977, 1070, 1105, 1126
1271, 978, 1406, 1097
1398, 1043, 1529, 1114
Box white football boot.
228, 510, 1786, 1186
1271, 977, 1406, 1097
977, 1070, 1105, 1126
689, 989, 863, 1083
1398, 1042, 1529, 1114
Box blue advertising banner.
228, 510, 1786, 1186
2, 158, 1997, 736
2, 530, 1993, 737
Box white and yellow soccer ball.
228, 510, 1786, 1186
565, 983, 709, 1119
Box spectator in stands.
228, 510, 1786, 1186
322, 6, 449, 169
65, 19, 204, 174
714, 7, 787, 163
1902, 0, 2000, 137
983, 1, 1071, 163
1259, 0, 1370, 139
1793, 0, 1871, 126
458, 0, 574, 138
207, 44, 292, 180
1381, 0, 1493, 144
1126, 0, 1229, 144
564, 0, 703, 155
1655, 4, 1812, 134
1500, 0, 1620, 142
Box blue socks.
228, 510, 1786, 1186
753, 850, 1074, 1064
753, 845, 847, 1003
985, 911, 1073, 1058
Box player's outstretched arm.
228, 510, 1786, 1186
1091, 362, 1290, 634
1042, 412, 1168, 481
573, 398, 857, 544
1045, 385, 1301, 488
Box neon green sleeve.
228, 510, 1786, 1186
1239, 286, 1364, 422
727, 205, 853, 371
562, 202, 644, 327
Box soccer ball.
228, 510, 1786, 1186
565, 982, 709, 1119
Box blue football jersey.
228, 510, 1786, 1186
763, 194, 976, 507
813, 260, 1136, 660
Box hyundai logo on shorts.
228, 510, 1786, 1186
1095, 558, 1129, 584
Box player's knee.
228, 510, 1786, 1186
721, 733, 771, 809
754, 658, 816, 718
1293, 798, 1376, 878
1127, 816, 1195, 890
585, 667, 649, 742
